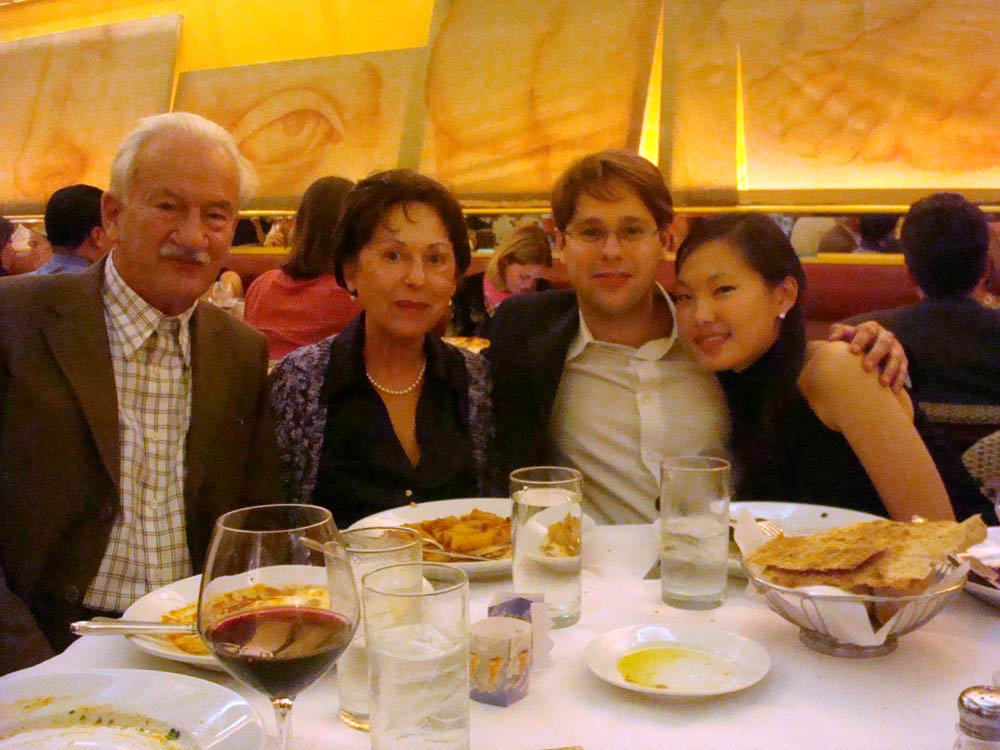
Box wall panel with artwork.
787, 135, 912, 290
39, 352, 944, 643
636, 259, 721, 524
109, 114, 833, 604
174, 49, 428, 210
0, 15, 180, 214
663, 0, 1000, 208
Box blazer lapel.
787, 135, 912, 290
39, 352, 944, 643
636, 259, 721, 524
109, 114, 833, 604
184, 304, 230, 502
41, 263, 120, 488
528, 297, 580, 424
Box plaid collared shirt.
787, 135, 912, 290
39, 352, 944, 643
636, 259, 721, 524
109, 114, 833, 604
83, 255, 195, 611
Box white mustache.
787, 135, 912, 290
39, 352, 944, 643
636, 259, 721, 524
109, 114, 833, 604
158, 245, 210, 266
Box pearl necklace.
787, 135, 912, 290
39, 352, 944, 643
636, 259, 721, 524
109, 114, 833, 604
366, 361, 426, 396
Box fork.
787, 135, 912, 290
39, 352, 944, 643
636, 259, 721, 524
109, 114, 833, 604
728, 517, 783, 537
421, 537, 510, 561
756, 519, 784, 538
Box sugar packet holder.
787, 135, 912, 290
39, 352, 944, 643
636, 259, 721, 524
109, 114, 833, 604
732, 509, 968, 646
487, 593, 553, 665
470, 617, 532, 706
469, 594, 552, 707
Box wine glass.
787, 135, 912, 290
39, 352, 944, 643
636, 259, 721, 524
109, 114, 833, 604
198, 504, 358, 750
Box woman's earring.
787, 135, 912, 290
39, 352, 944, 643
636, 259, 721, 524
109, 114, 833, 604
778, 311, 787, 320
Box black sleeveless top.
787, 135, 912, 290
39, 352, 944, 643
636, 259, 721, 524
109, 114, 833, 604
719, 344, 996, 523
719, 353, 886, 517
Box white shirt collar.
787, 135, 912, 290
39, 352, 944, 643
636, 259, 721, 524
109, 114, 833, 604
102, 254, 196, 366
566, 283, 678, 361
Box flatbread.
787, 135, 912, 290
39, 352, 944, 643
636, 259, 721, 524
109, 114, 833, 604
749, 515, 987, 593
746, 523, 889, 571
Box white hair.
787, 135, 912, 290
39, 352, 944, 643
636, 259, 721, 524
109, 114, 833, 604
108, 112, 257, 205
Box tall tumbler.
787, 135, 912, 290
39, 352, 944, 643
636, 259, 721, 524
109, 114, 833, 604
337, 527, 423, 731
659, 456, 731, 610
364, 562, 469, 750
510, 466, 584, 628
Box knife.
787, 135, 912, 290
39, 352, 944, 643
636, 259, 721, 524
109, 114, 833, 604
71, 618, 197, 636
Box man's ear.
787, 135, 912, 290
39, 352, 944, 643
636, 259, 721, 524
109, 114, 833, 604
101, 192, 123, 246
80, 226, 105, 261
659, 228, 673, 258
554, 229, 567, 252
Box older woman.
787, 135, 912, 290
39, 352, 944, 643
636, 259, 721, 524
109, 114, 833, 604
268, 169, 498, 526
451, 223, 552, 336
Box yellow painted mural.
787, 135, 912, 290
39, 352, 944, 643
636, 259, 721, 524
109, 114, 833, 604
0, 15, 180, 213
420, 0, 660, 199
4, 0, 999, 211
175, 49, 425, 209
0, 0, 433, 71
665, 0, 1000, 204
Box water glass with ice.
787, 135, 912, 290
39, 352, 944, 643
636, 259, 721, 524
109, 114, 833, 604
510, 466, 584, 628
363, 562, 469, 750
659, 456, 731, 609
338, 527, 423, 732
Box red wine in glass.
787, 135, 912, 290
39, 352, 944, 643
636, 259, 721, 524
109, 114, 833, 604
207, 607, 355, 698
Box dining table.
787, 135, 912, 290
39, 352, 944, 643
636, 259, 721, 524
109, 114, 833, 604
8, 523, 1000, 749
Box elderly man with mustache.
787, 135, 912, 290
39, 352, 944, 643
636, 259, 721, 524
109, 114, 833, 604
0, 112, 284, 674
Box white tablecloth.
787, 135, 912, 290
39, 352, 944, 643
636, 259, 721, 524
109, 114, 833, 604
11, 525, 1000, 749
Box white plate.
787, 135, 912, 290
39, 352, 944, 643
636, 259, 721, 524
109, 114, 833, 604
729, 501, 883, 534
585, 623, 770, 697
0, 669, 263, 749
964, 527, 1000, 608
520, 502, 597, 571
122, 574, 218, 670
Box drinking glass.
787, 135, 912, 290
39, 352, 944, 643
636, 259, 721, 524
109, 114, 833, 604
364, 562, 469, 750
510, 466, 584, 628
198, 504, 358, 750
337, 527, 423, 732
659, 456, 731, 609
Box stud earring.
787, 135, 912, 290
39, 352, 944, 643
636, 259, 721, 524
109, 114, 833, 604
778, 311, 787, 320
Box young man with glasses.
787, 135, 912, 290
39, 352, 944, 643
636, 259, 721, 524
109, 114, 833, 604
487, 150, 906, 524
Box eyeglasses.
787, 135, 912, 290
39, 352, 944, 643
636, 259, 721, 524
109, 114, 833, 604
563, 224, 658, 247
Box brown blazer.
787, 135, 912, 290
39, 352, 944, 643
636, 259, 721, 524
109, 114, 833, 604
0, 260, 284, 674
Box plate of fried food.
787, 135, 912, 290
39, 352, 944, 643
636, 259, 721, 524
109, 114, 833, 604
348, 498, 515, 578
121, 574, 332, 669
740, 515, 987, 656
121, 574, 215, 669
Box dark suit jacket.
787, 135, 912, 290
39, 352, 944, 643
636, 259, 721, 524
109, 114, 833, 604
485, 289, 580, 479
845, 296, 1000, 406
0, 261, 283, 673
